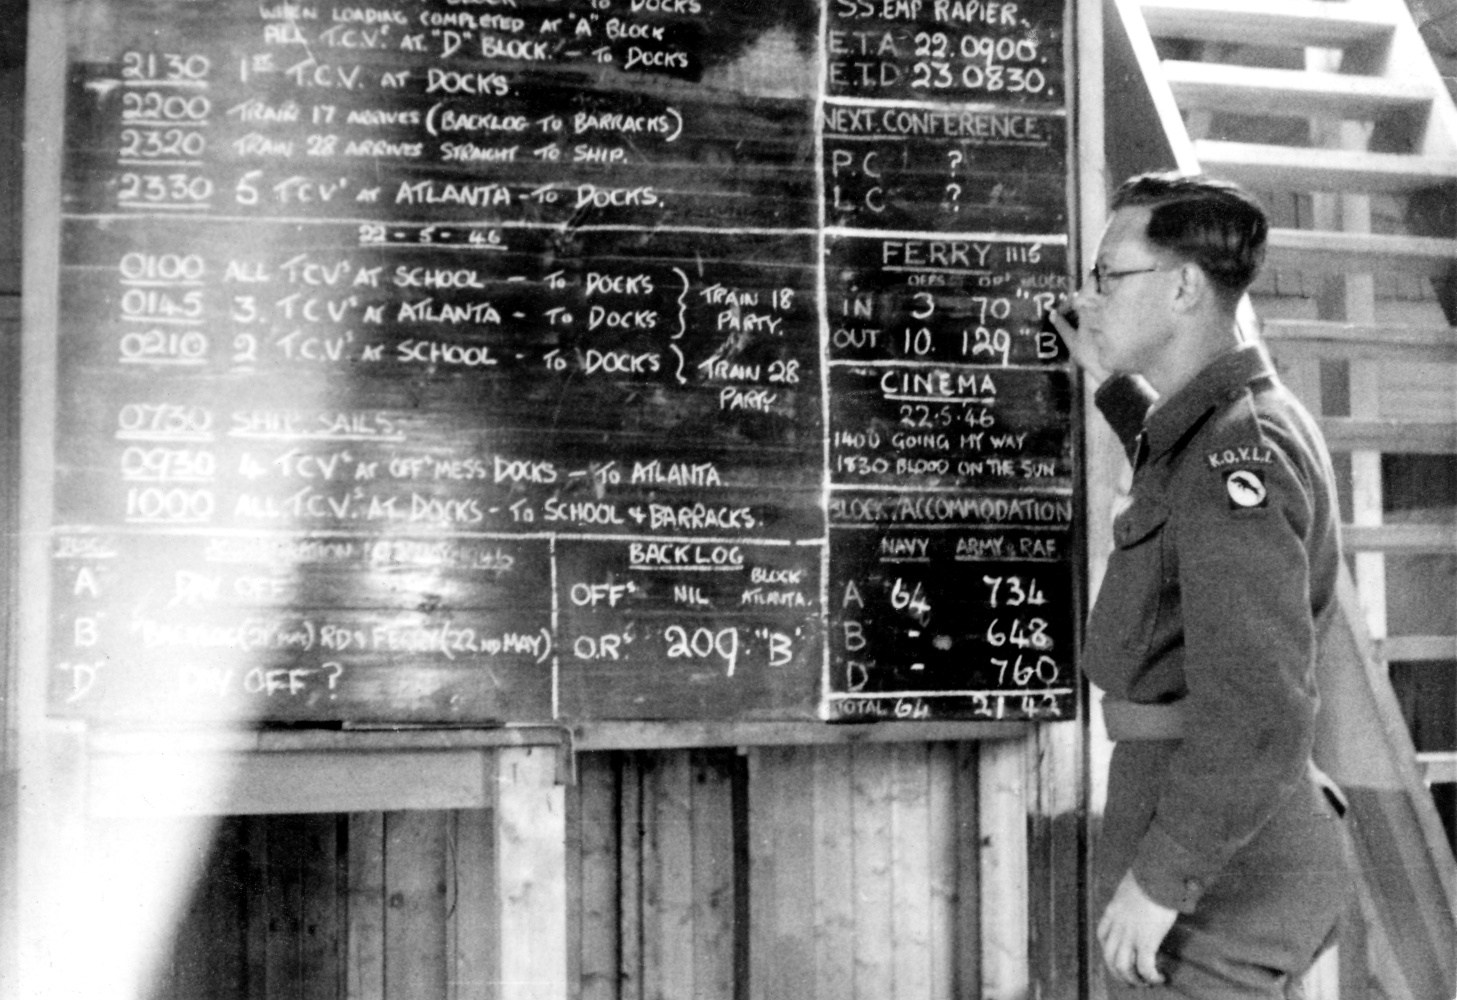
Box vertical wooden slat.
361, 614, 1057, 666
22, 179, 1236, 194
641, 756, 662, 1000
265, 816, 304, 1000
334, 816, 352, 1000
498, 745, 567, 1000
777, 745, 818, 1000
747, 749, 772, 1000
953, 743, 981, 1000
564, 754, 584, 1000
301, 815, 343, 1000
812, 745, 856, 1000
190, 819, 247, 999
890, 743, 933, 1000
447, 813, 461, 1000
731, 752, 751, 1000
925, 743, 959, 1000
384, 811, 449, 1000
348, 812, 386, 1000
1028, 721, 1086, 1000
645, 751, 694, 1000
450, 802, 501, 1000
221, 819, 253, 998
979, 739, 1029, 1000
746, 746, 778, 1000
577, 753, 619, 1000
851, 745, 894, 1000
748, 745, 816, 1000
246, 816, 272, 1000
619, 754, 644, 1000
690, 751, 736, 1000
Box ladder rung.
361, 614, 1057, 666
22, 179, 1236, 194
1267, 229, 1457, 277
1416, 752, 1457, 785
1140, 0, 1397, 47
1263, 320, 1457, 349
1168, 62, 1432, 119
1263, 320, 1457, 363
1197, 141, 1457, 192
1378, 635, 1457, 661
1343, 523, 1457, 552
1321, 418, 1457, 453
1269, 338, 1457, 365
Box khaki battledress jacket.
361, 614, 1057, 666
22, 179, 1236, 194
1085, 344, 1354, 997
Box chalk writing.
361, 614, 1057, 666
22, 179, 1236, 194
50, 0, 1074, 724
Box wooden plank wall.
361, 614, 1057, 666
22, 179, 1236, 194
747, 743, 979, 1000
593, 749, 742, 1000
144, 743, 1012, 1000
146, 814, 349, 999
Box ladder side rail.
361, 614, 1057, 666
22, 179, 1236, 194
1105, 0, 1202, 178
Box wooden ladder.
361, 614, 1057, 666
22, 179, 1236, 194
1103, 0, 1457, 997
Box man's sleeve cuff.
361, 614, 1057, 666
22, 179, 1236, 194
1129, 821, 1225, 914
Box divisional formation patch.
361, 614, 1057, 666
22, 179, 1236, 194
1224, 469, 1268, 509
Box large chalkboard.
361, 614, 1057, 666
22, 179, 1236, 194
48, 0, 1077, 725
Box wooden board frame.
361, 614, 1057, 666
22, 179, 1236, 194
39, 0, 1082, 730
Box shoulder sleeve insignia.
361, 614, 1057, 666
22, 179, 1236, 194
1224, 469, 1268, 509
1206, 445, 1275, 470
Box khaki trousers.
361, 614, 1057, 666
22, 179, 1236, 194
1095, 741, 1355, 999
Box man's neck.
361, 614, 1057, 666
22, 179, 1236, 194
1142, 316, 1242, 400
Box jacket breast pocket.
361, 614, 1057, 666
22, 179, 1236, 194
1093, 498, 1171, 661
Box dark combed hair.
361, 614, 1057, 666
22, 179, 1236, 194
1112, 172, 1269, 300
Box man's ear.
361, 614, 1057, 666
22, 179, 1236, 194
1170, 261, 1207, 314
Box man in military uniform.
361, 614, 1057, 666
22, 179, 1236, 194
1052, 173, 1354, 998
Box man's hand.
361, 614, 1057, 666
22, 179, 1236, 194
1097, 871, 1178, 987
1047, 305, 1110, 386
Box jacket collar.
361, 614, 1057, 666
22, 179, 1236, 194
1145, 344, 1276, 460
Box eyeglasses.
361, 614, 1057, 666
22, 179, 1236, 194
1088, 263, 1173, 295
